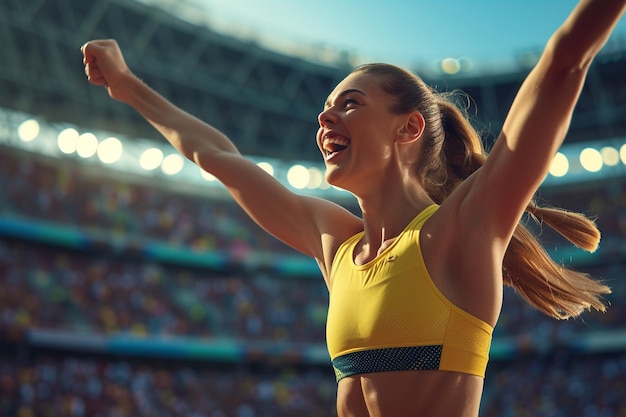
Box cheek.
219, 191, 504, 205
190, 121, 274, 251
315, 128, 324, 149
362, 128, 394, 160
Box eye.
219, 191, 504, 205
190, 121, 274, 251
343, 97, 358, 108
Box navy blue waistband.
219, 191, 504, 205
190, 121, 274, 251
332, 345, 443, 382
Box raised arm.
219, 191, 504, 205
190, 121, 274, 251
469, 0, 626, 239
81, 40, 362, 277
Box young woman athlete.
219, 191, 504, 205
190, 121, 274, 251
81, 1, 625, 415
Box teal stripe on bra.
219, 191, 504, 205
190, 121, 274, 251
332, 345, 443, 382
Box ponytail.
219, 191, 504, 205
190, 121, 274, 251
420, 93, 486, 205
505, 204, 607, 319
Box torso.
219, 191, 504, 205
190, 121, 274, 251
326, 202, 503, 417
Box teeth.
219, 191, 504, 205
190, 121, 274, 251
323, 135, 350, 153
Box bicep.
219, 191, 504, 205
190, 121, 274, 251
465, 52, 588, 238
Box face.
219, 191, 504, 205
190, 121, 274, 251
316, 72, 408, 191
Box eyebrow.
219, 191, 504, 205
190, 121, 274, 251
324, 88, 367, 109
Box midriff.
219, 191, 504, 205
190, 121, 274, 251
336, 369, 484, 417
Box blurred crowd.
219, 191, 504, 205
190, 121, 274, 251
0, 237, 624, 345
0, 352, 337, 417
1, 147, 625, 416
0, 148, 296, 256
0, 239, 328, 343
1, 349, 625, 417
482, 352, 626, 417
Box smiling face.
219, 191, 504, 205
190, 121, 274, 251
316, 72, 409, 192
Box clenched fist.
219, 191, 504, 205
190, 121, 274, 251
81, 39, 133, 101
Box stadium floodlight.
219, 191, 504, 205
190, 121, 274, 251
162, 153, 185, 175
3, 107, 625, 197
440, 58, 461, 75
434, 57, 472, 76
17, 119, 40, 143
579, 147, 603, 173
600, 146, 619, 167
139, 148, 164, 171
76, 133, 99, 158
549, 152, 569, 177
200, 167, 217, 181
57, 128, 80, 154
257, 161, 274, 176
97, 137, 123, 164
287, 164, 309, 189
306, 167, 324, 189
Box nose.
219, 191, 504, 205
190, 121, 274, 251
317, 107, 337, 128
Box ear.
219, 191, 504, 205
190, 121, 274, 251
395, 111, 425, 144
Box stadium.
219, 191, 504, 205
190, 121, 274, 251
1, 0, 626, 416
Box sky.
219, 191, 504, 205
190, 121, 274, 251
177, 0, 626, 73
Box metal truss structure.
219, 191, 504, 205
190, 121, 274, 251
1, 0, 626, 161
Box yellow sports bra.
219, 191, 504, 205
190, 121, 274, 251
326, 204, 493, 381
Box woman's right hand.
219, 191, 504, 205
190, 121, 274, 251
81, 39, 133, 102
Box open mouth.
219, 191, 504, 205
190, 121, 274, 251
323, 136, 350, 159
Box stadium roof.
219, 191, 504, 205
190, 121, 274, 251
142, 0, 626, 74
1, 0, 626, 163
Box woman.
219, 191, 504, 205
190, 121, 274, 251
81, 1, 625, 416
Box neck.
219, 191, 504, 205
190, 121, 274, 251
355, 178, 434, 251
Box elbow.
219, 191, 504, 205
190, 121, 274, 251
545, 37, 593, 74
546, 21, 608, 73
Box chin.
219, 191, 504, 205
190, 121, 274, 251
324, 168, 340, 187
325, 172, 352, 194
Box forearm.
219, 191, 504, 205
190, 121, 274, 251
551, 0, 626, 68
120, 73, 240, 165
492, 0, 625, 211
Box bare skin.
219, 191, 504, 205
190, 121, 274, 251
81, 1, 626, 415
337, 371, 484, 417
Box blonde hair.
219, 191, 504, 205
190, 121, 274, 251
353, 63, 610, 319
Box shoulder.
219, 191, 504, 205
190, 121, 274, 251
304, 197, 363, 283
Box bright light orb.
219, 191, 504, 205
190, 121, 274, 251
18, 119, 40, 142
620, 144, 626, 165
549, 152, 569, 177
257, 162, 274, 176
579, 147, 603, 173
600, 146, 619, 166
139, 148, 164, 171
97, 137, 123, 164
57, 128, 80, 154
76, 133, 99, 158
440, 58, 461, 75
307, 167, 324, 189
161, 154, 185, 175
287, 164, 309, 189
